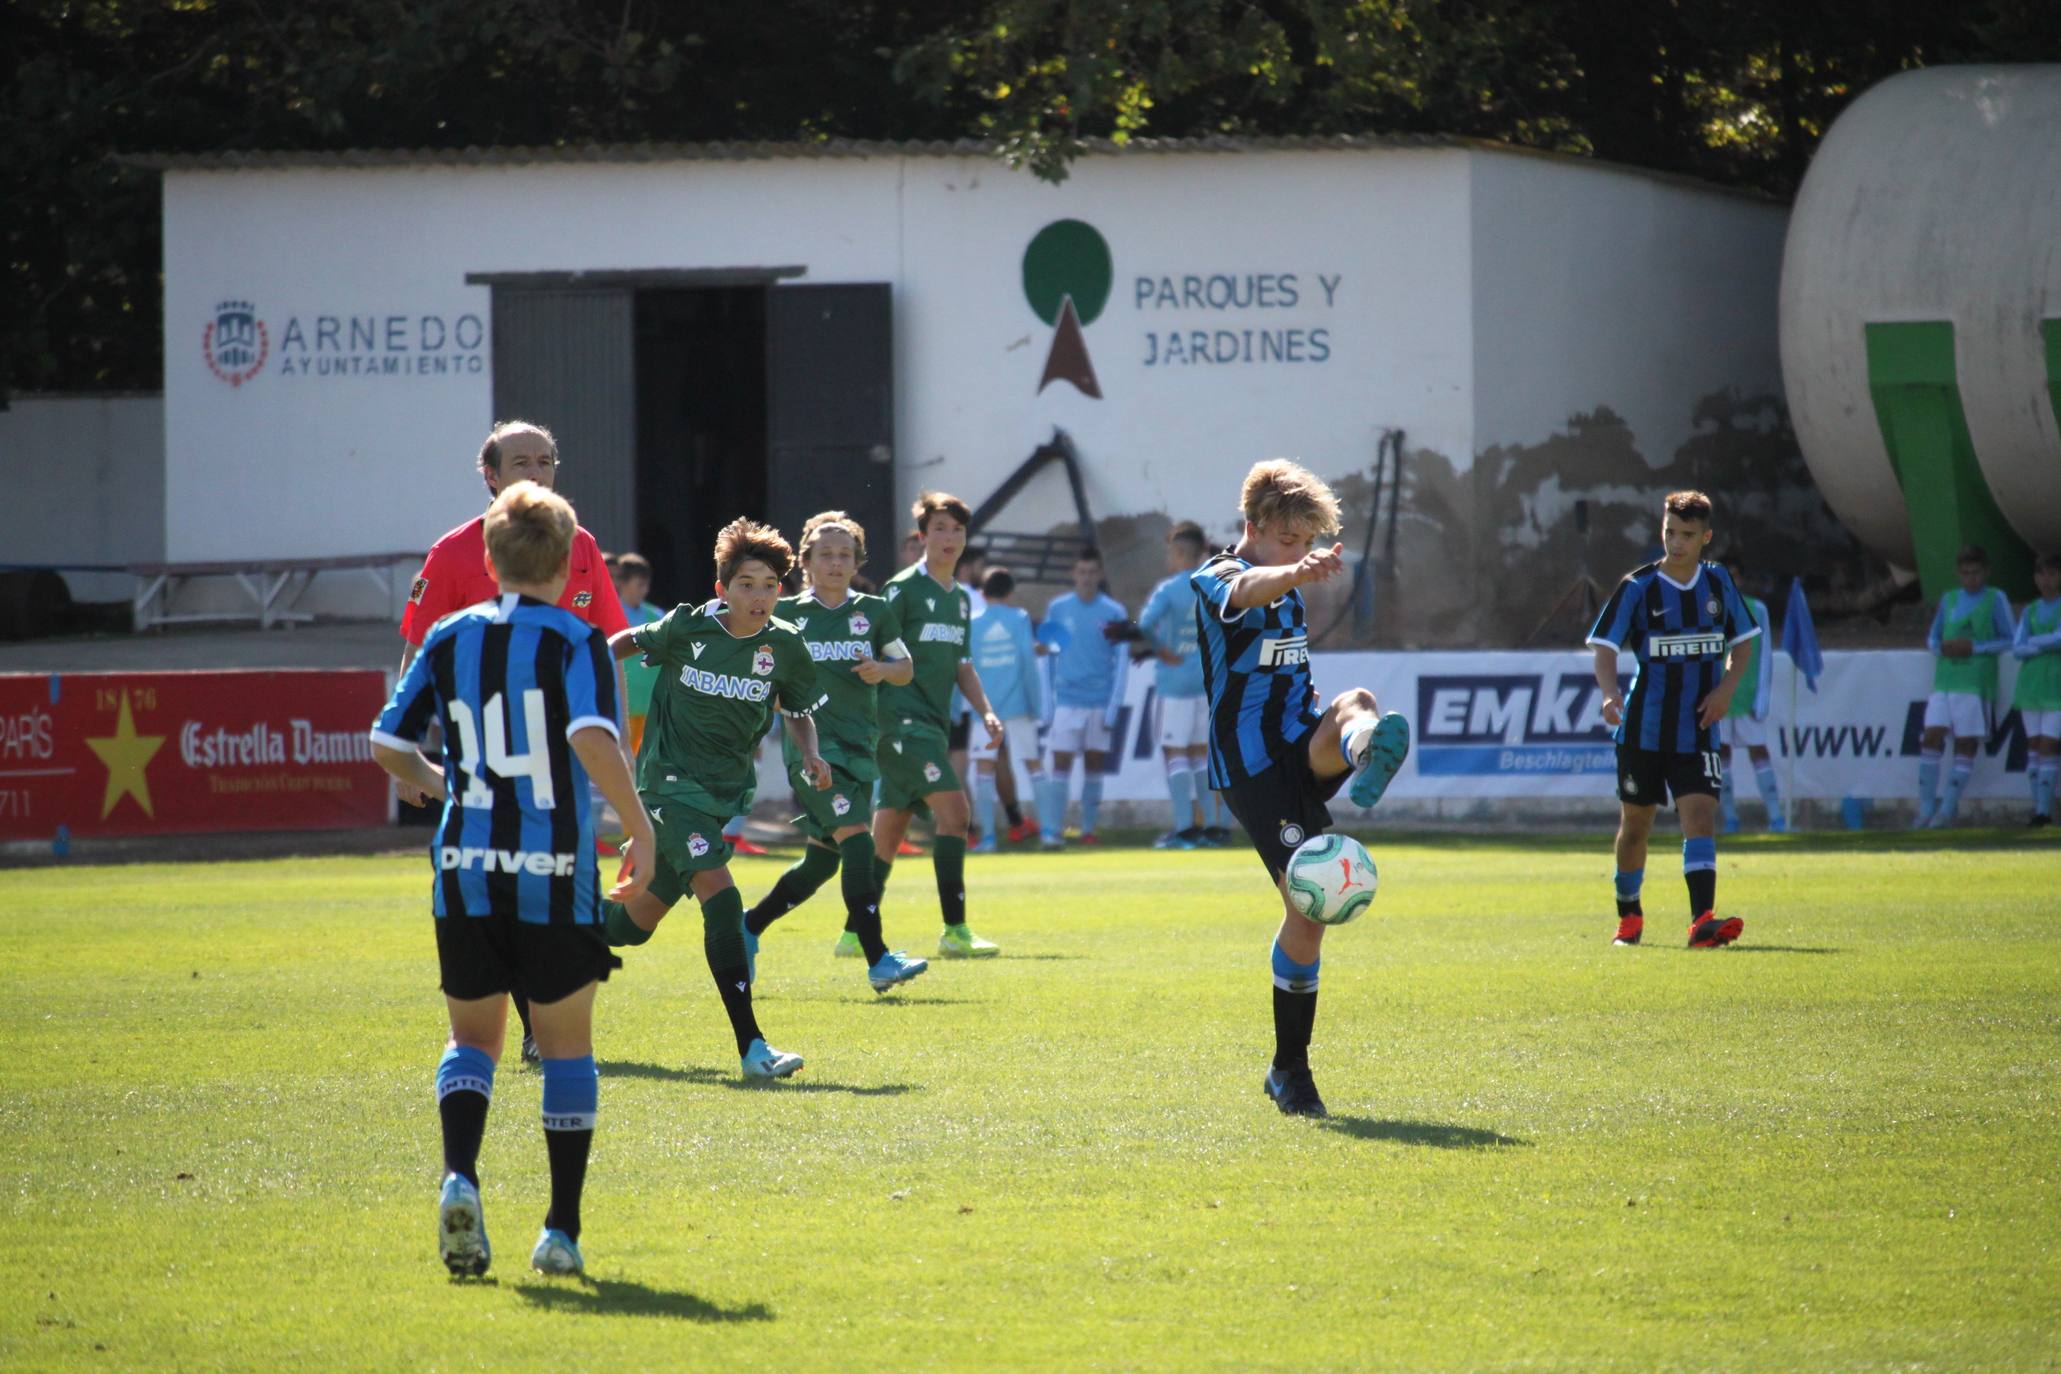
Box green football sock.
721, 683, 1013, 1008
603, 899, 652, 948
700, 886, 748, 973
839, 831, 887, 961
746, 842, 840, 935
933, 834, 967, 928
874, 853, 894, 895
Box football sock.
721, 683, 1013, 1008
1917, 747, 1942, 816
602, 899, 653, 947
1683, 836, 1717, 915
2032, 762, 2046, 811
1718, 768, 1740, 826
934, 834, 968, 928
1002, 798, 1025, 828
1035, 776, 1066, 841
1204, 788, 1226, 829
540, 1055, 597, 1243
746, 843, 840, 935
838, 832, 889, 963
1753, 763, 1782, 817
1081, 777, 1104, 834
2038, 760, 2058, 816
1166, 765, 1194, 832
973, 769, 999, 844
1269, 941, 1320, 1071
435, 1044, 495, 1188
1941, 756, 1972, 818
700, 886, 749, 977
874, 852, 894, 896
1614, 866, 1645, 917
1340, 718, 1373, 771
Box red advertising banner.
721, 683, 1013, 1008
0, 670, 393, 842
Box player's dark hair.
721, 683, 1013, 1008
798, 510, 868, 570
982, 567, 1016, 599
1663, 490, 1713, 524
1168, 520, 1206, 553
477, 420, 557, 479
912, 491, 972, 533
615, 552, 652, 580
714, 517, 793, 584
1957, 544, 1989, 567
483, 483, 575, 585
1076, 545, 1103, 564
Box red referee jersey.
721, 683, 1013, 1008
400, 515, 629, 646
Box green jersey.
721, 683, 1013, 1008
2014, 598, 2061, 712
1725, 596, 1772, 719
630, 601, 824, 818
776, 589, 906, 778
1930, 587, 2015, 700
877, 562, 972, 742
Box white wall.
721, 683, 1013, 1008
0, 394, 164, 601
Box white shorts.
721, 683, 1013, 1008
1157, 693, 1210, 751
2021, 708, 2061, 740
968, 716, 1042, 767
1725, 715, 1769, 750
1923, 691, 1991, 739
1046, 704, 1113, 756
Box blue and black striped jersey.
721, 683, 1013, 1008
1192, 552, 1321, 788
1587, 561, 1758, 754
372, 593, 620, 924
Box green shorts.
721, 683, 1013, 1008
876, 732, 962, 814
645, 799, 734, 907
789, 759, 875, 842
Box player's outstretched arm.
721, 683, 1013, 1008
1225, 544, 1346, 611
607, 626, 645, 660
571, 725, 653, 904
372, 742, 447, 803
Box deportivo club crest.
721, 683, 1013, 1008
831, 794, 851, 816
203, 300, 269, 387
923, 762, 943, 783
850, 613, 869, 635
688, 833, 710, 857
752, 646, 776, 677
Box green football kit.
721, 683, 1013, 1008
876, 563, 973, 811
777, 589, 907, 839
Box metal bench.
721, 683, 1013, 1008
129, 552, 423, 630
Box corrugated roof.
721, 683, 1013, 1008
122, 131, 1469, 171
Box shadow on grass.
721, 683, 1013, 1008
599, 1060, 918, 1096
514, 1276, 773, 1322
1318, 1115, 1526, 1149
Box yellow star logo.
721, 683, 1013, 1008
86, 691, 166, 819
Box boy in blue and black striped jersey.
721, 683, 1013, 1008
1194, 460, 1413, 1120
371, 482, 655, 1280
1586, 490, 1759, 951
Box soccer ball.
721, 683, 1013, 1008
1284, 833, 1379, 925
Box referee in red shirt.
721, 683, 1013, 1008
396, 419, 633, 1061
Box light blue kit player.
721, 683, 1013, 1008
1036, 546, 1130, 846
966, 567, 1045, 853
370, 483, 655, 1280
1138, 520, 1227, 847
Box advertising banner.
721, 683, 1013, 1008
751, 648, 2033, 812
0, 670, 393, 842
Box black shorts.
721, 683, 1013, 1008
1220, 739, 1349, 883
435, 914, 621, 1004
947, 714, 971, 751
1615, 743, 1721, 807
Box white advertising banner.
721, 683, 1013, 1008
755, 649, 2037, 809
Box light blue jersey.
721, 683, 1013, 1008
970, 603, 1041, 720
1138, 572, 1205, 699
1043, 591, 1129, 710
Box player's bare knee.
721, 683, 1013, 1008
1332, 687, 1377, 719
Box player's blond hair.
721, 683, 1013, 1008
483, 482, 575, 586
1240, 459, 1342, 538
798, 510, 868, 572
714, 517, 794, 585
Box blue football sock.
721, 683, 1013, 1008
1081, 777, 1104, 834
540, 1055, 598, 1242
435, 1044, 496, 1187
2039, 763, 2058, 816
1166, 766, 1194, 832
973, 770, 998, 841
1917, 750, 1942, 817
1719, 768, 1739, 826
1940, 759, 1972, 818
1269, 939, 1320, 993
1614, 866, 1645, 904
1753, 764, 1781, 810
1036, 776, 1066, 840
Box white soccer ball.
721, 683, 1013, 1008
1283, 833, 1379, 926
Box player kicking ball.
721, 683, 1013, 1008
1195, 460, 1412, 1119
370, 483, 655, 1278
740, 511, 929, 992
600, 518, 830, 1079
1587, 490, 1759, 949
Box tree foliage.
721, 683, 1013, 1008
5, 0, 2056, 397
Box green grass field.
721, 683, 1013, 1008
2, 830, 2057, 1371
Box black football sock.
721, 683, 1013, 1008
1684, 837, 1718, 916
839, 832, 889, 964
934, 835, 967, 928
1002, 800, 1025, 828
746, 843, 841, 936
434, 1044, 495, 1188
1269, 941, 1321, 1072
542, 1128, 592, 1242
701, 888, 762, 1053
539, 1055, 596, 1243
873, 852, 894, 902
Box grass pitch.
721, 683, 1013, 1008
2, 830, 2057, 1372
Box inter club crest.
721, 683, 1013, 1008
202, 300, 269, 387
752, 646, 776, 677
850, 612, 869, 635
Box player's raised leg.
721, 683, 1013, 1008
1305, 686, 1411, 808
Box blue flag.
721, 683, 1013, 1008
1781, 576, 1823, 693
